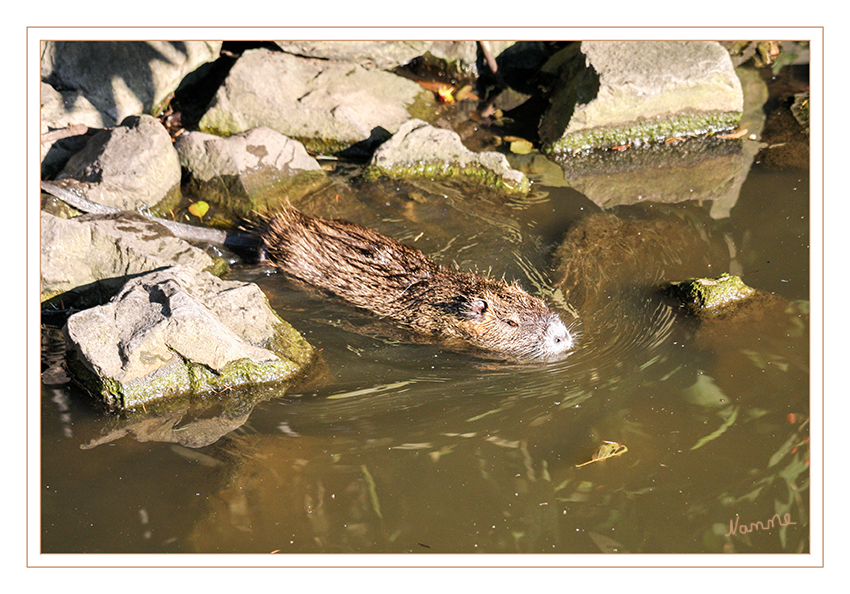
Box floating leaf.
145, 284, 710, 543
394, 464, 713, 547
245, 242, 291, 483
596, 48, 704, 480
188, 200, 209, 219
575, 441, 628, 468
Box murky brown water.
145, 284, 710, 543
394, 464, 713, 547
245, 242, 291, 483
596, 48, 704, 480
41, 157, 810, 555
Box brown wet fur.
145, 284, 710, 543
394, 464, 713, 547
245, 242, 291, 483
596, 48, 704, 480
261, 206, 571, 360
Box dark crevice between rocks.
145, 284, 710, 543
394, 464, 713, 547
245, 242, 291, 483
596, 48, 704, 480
167, 41, 281, 133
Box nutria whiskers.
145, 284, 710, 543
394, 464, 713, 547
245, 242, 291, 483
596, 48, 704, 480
261, 207, 574, 361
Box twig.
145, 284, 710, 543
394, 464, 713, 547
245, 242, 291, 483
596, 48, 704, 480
40, 179, 250, 248
40, 124, 94, 145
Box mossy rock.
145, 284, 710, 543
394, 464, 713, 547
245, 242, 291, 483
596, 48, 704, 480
666, 273, 756, 317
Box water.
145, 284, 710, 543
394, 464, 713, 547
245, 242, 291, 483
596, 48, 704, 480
40, 160, 810, 555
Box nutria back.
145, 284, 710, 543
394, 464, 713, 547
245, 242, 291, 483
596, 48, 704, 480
262, 206, 574, 360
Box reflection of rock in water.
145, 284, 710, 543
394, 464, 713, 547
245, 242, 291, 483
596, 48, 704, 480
80, 384, 286, 450
552, 137, 747, 210
553, 211, 730, 313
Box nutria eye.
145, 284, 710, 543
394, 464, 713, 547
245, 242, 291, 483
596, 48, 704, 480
504, 319, 518, 328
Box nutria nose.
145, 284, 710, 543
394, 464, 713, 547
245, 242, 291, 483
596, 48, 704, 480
546, 317, 574, 352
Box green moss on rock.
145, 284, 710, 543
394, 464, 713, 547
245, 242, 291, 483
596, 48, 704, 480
547, 111, 742, 154
365, 160, 530, 195
667, 273, 756, 316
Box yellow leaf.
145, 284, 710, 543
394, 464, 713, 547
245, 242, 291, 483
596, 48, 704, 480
437, 87, 455, 104
188, 201, 209, 219
575, 441, 628, 468
509, 139, 534, 155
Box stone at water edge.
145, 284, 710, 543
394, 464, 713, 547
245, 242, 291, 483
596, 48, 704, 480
64, 266, 315, 412
541, 41, 744, 154
367, 119, 530, 194
40, 210, 227, 306
666, 273, 756, 317
174, 127, 327, 215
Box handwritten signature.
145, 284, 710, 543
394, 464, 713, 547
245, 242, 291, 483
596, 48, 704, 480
726, 513, 796, 537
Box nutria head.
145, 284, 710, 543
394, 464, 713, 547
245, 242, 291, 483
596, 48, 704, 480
437, 282, 574, 361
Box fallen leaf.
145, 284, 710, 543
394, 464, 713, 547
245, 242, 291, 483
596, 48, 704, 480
509, 139, 534, 154
417, 80, 456, 103
453, 85, 478, 101
575, 441, 628, 468
188, 201, 210, 219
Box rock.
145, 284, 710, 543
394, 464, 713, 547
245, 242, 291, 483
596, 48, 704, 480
175, 127, 326, 215
666, 273, 756, 317
40, 210, 225, 305
540, 41, 743, 153
523, 65, 768, 213
271, 40, 504, 75
367, 119, 530, 194
64, 266, 315, 411
56, 114, 182, 212
41, 40, 222, 126
197, 48, 432, 154
273, 40, 433, 69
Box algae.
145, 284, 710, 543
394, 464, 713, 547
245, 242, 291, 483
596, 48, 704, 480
365, 160, 530, 195
547, 111, 742, 154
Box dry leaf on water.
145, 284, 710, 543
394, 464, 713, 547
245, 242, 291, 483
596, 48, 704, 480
575, 440, 628, 468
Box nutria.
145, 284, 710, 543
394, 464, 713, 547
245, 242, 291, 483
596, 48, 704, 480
260, 207, 574, 361
40, 180, 575, 360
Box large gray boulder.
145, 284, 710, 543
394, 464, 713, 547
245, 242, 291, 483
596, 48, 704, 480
56, 114, 182, 212
64, 266, 315, 411
41, 40, 222, 126
198, 48, 432, 154
541, 41, 743, 153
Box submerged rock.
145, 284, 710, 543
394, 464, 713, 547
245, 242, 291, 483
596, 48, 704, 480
64, 266, 315, 412
540, 41, 743, 153
175, 127, 327, 215
367, 119, 530, 194
198, 48, 432, 154
55, 114, 182, 212
554, 211, 730, 311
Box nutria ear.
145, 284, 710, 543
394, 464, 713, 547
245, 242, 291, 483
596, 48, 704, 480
468, 298, 488, 319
